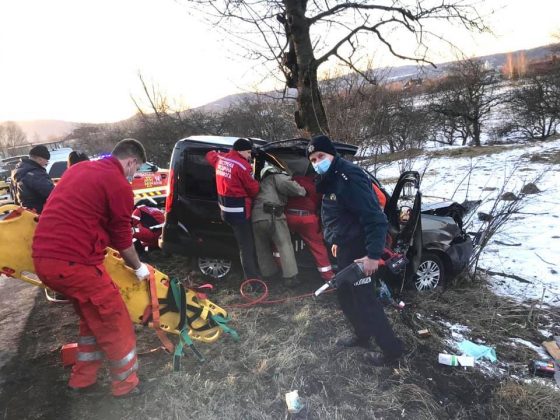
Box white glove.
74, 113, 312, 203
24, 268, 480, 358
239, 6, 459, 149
134, 263, 150, 281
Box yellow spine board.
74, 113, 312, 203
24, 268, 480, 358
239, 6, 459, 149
0, 205, 228, 343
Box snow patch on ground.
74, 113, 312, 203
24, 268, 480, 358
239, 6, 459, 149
373, 138, 560, 307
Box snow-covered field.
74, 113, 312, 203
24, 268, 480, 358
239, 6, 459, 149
374, 138, 560, 308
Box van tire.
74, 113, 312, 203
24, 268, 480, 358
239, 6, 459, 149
197, 257, 233, 279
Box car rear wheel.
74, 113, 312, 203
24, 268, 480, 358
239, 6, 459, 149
197, 257, 232, 279
414, 252, 445, 291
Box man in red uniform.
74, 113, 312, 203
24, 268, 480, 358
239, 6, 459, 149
286, 174, 335, 281
32, 139, 149, 398
205, 138, 260, 280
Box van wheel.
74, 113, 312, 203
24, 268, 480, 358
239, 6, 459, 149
197, 257, 232, 279
414, 252, 445, 291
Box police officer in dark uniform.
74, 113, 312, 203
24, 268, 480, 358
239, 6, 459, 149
12, 145, 54, 213
307, 135, 403, 365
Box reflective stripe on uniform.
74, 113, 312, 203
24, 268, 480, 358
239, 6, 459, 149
112, 360, 139, 381
131, 215, 141, 220
109, 347, 137, 369
272, 252, 280, 258
219, 156, 248, 171
318, 265, 332, 272
78, 335, 97, 345
77, 351, 103, 362
219, 204, 244, 213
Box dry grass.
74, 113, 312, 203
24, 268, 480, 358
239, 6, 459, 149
491, 381, 560, 420
2, 253, 558, 420
110, 255, 557, 419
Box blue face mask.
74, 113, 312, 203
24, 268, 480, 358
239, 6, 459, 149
312, 158, 331, 175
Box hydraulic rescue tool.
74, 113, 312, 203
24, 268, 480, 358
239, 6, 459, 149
0, 204, 238, 370
314, 249, 408, 297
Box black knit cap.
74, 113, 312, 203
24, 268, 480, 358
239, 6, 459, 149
233, 138, 253, 151
29, 145, 50, 160
306, 135, 337, 158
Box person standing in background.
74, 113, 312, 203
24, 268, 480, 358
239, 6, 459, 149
12, 145, 54, 213
252, 162, 305, 286
206, 138, 261, 280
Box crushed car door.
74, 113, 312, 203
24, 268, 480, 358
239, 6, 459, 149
385, 171, 423, 287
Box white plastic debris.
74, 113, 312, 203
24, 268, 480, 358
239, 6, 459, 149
285, 390, 304, 414
438, 353, 475, 367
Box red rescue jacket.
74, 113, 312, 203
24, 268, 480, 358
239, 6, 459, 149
287, 175, 321, 214
32, 156, 134, 265
205, 150, 259, 223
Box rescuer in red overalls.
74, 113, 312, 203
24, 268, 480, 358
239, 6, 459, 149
286, 174, 335, 281
205, 138, 261, 280
32, 139, 150, 398
132, 200, 165, 252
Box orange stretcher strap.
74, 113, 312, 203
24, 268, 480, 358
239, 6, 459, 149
142, 265, 175, 353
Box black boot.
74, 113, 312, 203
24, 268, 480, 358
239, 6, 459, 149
336, 335, 372, 349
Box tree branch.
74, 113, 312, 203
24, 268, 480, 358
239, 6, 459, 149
309, 3, 416, 25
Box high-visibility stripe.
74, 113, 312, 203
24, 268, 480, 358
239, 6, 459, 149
109, 347, 136, 369
178, 221, 189, 234
272, 252, 280, 258
149, 223, 164, 230
318, 265, 332, 272
219, 156, 248, 171
131, 215, 141, 220
77, 351, 103, 362
219, 204, 244, 213
78, 335, 96, 345
112, 361, 139, 381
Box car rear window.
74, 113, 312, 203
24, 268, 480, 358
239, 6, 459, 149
182, 149, 218, 200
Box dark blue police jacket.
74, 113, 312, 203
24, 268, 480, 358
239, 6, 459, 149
316, 156, 388, 260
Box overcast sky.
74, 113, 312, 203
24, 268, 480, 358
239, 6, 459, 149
0, 0, 559, 123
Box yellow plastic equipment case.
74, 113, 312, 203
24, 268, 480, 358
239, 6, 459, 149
0, 204, 237, 364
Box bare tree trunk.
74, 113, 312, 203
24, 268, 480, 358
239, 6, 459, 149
473, 119, 481, 146
285, 0, 329, 135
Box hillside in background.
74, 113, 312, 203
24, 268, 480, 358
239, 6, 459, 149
0, 119, 78, 142
7, 42, 560, 140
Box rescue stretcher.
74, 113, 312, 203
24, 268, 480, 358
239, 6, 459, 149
0, 204, 237, 367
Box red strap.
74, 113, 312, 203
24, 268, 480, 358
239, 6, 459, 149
3, 207, 24, 220
145, 265, 175, 353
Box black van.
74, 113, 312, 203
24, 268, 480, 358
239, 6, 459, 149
161, 136, 473, 290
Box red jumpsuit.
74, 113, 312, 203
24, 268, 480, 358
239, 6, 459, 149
286, 175, 334, 281
33, 157, 139, 397
132, 205, 165, 250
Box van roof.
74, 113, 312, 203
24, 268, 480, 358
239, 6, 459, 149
180, 135, 267, 146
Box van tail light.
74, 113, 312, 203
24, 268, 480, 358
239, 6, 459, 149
165, 168, 175, 214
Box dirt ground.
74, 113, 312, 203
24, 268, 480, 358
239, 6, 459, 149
1, 253, 559, 420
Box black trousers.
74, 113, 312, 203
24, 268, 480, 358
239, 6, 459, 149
337, 238, 404, 359
230, 220, 261, 280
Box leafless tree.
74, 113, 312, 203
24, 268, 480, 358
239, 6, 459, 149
185, 0, 488, 135
0, 121, 28, 156
506, 74, 560, 140
429, 59, 501, 146
219, 96, 298, 140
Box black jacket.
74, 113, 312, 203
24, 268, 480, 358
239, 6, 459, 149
316, 156, 388, 259
12, 158, 54, 213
